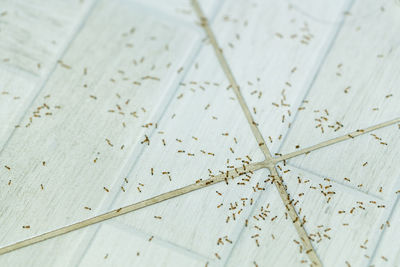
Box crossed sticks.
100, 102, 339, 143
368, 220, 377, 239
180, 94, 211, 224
1, 117, 397, 261
0, 1, 399, 266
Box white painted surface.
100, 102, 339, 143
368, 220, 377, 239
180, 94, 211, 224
0, 0, 399, 266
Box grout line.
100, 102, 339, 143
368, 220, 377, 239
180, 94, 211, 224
287, 0, 350, 24
101, 26, 204, 215
122, 0, 201, 34
67, 225, 100, 267
96, 0, 226, 219
282, 163, 398, 267
105, 220, 212, 262
366, 197, 399, 267
0, 0, 98, 154
0, 63, 39, 80
220, 168, 271, 267
366, 178, 400, 267
74, 1, 226, 265
74, 23, 207, 267
72, 223, 105, 264
0, 0, 232, 259
276, 0, 355, 157
191, 0, 321, 265
96, 20, 205, 216
1, 0, 398, 264
125, 0, 223, 37
79, 0, 399, 263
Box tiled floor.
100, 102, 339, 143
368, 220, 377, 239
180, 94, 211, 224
0, 0, 399, 266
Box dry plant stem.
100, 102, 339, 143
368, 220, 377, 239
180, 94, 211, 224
0, 161, 265, 256
191, 1, 322, 265
274, 117, 400, 163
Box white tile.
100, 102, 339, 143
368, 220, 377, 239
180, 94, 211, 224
0, 0, 94, 75
79, 223, 205, 267
130, 0, 217, 24
1, 0, 399, 266
225, 182, 308, 267
226, 165, 387, 266
287, 0, 349, 23
0, 225, 95, 267
210, 0, 350, 153
0, 0, 200, 256
280, 0, 400, 201
103, 41, 266, 258
280, 166, 386, 266
369, 196, 400, 267
111, 167, 269, 260
0, 68, 38, 149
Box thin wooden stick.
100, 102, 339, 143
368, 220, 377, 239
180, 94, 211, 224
191, 0, 272, 162
274, 117, 400, 163
3, 1, 396, 262
0, 161, 265, 255
267, 166, 321, 266
191, 1, 322, 265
